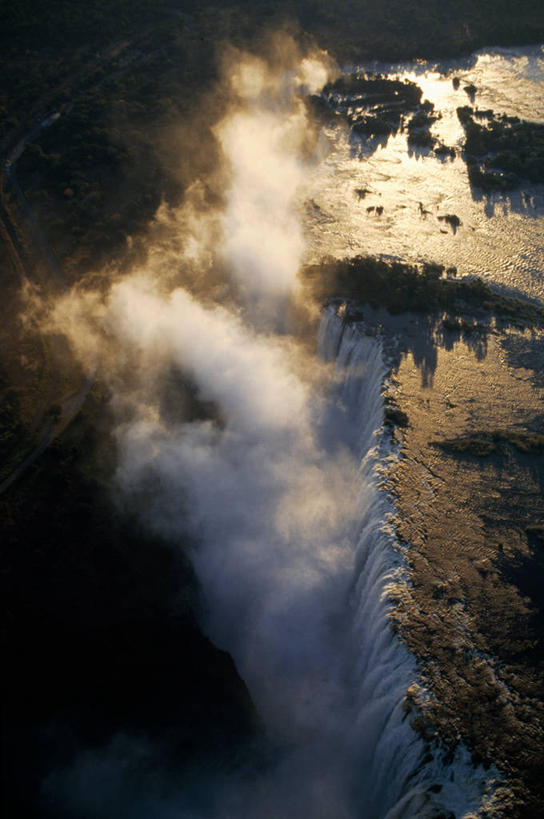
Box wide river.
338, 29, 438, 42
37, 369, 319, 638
303, 44, 544, 304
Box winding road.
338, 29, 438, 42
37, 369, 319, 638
0, 104, 96, 495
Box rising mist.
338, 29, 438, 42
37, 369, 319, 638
40, 40, 495, 819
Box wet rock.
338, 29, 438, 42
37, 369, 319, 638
438, 213, 461, 229
355, 187, 371, 199
385, 406, 409, 427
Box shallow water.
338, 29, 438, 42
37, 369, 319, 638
302, 44, 544, 303
300, 44, 544, 816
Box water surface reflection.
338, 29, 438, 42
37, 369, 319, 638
303, 45, 544, 303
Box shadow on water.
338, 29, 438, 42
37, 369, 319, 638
439, 322, 489, 360
506, 538, 544, 663
349, 130, 392, 159
495, 455, 544, 664
433, 150, 457, 165
406, 317, 489, 386
326, 272, 544, 387
400, 313, 438, 388
406, 143, 434, 161
500, 332, 544, 389
470, 184, 544, 219
341, 271, 544, 387
343, 304, 491, 388
359, 52, 478, 80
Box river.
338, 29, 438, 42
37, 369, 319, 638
303, 44, 544, 304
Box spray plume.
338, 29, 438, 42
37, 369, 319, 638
43, 40, 495, 819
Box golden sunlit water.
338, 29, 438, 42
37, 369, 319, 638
296, 45, 544, 816
303, 45, 544, 303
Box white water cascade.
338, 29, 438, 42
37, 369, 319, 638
316, 304, 496, 819
46, 295, 497, 819
161, 302, 494, 819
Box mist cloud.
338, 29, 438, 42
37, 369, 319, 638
40, 38, 454, 819
39, 39, 374, 816
215, 49, 332, 321
37, 34, 499, 818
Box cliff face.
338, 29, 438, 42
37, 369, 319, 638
1, 396, 259, 818
358, 305, 544, 819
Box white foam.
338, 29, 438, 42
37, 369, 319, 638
319, 304, 498, 818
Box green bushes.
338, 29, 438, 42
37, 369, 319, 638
384, 406, 409, 427
325, 75, 423, 108
322, 74, 423, 142
0, 389, 25, 459
304, 254, 544, 326
458, 106, 544, 190
435, 431, 544, 457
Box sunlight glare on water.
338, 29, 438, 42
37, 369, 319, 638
302, 45, 544, 303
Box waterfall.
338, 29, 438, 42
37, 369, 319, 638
319, 303, 496, 819
39, 43, 504, 817
43, 297, 498, 819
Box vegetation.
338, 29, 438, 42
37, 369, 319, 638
434, 143, 456, 159
406, 104, 439, 150
315, 74, 424, 142
526, 525, 544, 544
407, 128, 435, 149
304, 255, 544, 326
458, 105, 544, 190
0, 277, 62, 481
0, 388, 26, 459
3, 1, 543, 102
435, 431, 544, 457
2, 2, 544, 275
315, 77, 454, 157
17, 92, 165, 275
326, 74, 420, 101
442, 316, 482, 334
384, 405, 409, 428
9, 13, 226, 276
296, 0, 544, 63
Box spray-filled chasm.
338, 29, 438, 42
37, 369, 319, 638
46, 46, 498, 818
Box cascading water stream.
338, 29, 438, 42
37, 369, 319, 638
315, 303, 496, 819
176, 302, 497, 818
319, 304, 424, 817
44, 294, 498, 819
